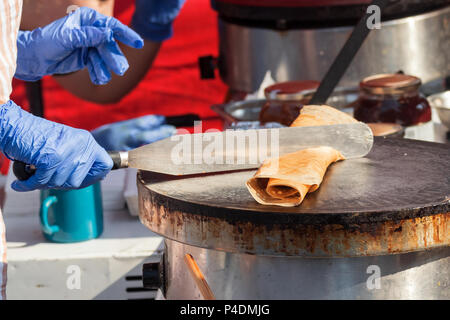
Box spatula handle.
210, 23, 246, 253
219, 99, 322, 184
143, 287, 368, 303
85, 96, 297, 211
12, 151, 128, 181
108, 151, 128, 170
13, 161, 36, 181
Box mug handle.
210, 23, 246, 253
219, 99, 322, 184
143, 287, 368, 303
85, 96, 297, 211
40, 196, 60, 235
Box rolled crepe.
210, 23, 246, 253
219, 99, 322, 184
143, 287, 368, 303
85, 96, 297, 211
290, 104, 357, 127
247, 105, 357, 207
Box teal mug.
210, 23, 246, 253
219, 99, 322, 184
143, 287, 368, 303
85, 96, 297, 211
40, 182, 104, 243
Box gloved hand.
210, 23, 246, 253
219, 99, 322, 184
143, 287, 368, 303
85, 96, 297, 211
15, 7, 144, 85
91, 115, 176, 151
131, 0, 186, 42
0, 100, 113, 191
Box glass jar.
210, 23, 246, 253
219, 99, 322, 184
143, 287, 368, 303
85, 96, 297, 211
353, 74, 431, 126
259, 81, 319, 126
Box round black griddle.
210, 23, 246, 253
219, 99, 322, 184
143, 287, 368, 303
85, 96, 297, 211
138, 137, 450, 257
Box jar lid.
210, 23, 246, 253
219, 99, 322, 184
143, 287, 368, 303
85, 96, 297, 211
360, 74, 421, 95
367, 123, 404, 137
264, 80, 320, 101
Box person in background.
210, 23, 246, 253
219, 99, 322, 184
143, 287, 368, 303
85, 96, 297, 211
0, 2, 145, 299
19, 0, 186, 151
14, 0, 227, 153
90, 0, 187, 150
53, 0, 186, 104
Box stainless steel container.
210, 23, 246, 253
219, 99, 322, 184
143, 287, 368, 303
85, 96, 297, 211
218, 6, 450, 93
211, 87, 359, 128
163, 239, 450, 299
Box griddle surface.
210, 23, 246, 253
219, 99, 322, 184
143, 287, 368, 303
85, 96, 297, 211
139, 138, 450, 223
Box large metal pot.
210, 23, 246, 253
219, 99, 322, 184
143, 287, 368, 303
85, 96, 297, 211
163, 239, 449, 299
218, 6, 450, 92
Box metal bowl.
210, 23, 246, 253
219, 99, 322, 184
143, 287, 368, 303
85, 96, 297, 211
428, 91, 450, 129
211, 87, 358, 128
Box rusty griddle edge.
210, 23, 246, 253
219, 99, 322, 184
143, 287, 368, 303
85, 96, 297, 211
137, 137, 450, 226
138, 182, 449, 257
138, 181, 449, 226
137, 137, 450, 256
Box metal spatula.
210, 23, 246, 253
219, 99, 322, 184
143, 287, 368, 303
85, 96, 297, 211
13, 122, 373, 178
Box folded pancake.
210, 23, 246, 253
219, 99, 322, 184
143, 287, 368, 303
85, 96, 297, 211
246, 105, 357, 207
290, 104, 357, 127
247, 146, 344, 207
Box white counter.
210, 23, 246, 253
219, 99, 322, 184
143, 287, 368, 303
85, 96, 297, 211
3, 169, 164, 300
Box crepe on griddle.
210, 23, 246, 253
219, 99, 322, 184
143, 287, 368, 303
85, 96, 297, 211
246, 105, 357, 207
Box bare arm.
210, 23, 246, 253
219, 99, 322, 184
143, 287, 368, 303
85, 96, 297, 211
21, 0, 159, 104
20, 0, 114, 30
52, 40, 162, 104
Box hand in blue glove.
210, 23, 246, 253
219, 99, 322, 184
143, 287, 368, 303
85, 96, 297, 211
0, 100, 113, 191
15, 7, 144, 85
91, 115, 176, 151
131, 0, 186, 42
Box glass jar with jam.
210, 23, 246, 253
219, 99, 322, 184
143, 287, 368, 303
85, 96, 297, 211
259, 81, 320, 126
353, 74, 431, 126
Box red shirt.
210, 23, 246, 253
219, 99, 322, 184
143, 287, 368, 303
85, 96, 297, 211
11, 0, 227, 132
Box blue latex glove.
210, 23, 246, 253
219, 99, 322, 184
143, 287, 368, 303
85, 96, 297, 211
131, 0, 186, 42
91, 115, 176, 151
0, 100, 113, 191
15, 7, 144, 85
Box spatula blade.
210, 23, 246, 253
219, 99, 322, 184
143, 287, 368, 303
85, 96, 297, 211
128, 122, 373, 175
